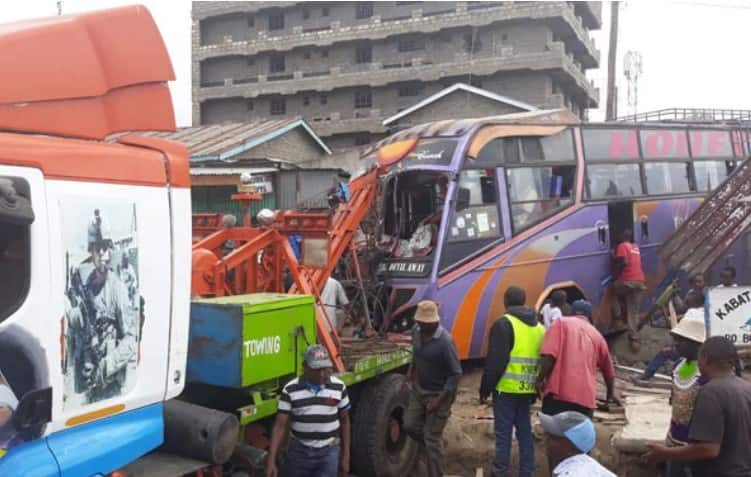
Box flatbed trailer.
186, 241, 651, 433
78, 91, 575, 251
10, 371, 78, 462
229, 337, 412, 428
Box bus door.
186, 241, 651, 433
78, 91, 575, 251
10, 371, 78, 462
607, 201, 635, 249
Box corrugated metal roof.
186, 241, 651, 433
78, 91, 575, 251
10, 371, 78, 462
190, 167, 279, 176
110, 117, 332, 160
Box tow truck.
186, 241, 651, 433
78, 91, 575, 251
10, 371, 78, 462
0, 6, 414, 477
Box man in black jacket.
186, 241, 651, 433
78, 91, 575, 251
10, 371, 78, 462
479, 286, 545, 477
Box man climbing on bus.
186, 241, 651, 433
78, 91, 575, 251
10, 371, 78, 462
480, 286, 545, 477
613, 228, 646, 351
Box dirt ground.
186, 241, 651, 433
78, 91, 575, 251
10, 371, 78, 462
431, 368, 622, 477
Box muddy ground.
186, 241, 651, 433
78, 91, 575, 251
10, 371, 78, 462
427, 368, 623, 477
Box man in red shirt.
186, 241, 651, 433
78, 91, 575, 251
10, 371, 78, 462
613, 228, 647, 348
536, 300, 618, 417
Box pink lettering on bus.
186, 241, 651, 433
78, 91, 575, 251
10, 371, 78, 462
708, 131, 726, 156
691, 130, 732, 157
731, 131, 744, 156
643, 130, 688, 158
609, 130, 638, 158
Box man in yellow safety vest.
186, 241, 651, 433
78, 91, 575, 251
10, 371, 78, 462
480, 286, 545, 477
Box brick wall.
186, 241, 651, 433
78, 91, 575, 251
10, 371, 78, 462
246, 127, 327, 164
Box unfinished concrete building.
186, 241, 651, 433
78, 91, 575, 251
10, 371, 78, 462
192, 1, 601, 150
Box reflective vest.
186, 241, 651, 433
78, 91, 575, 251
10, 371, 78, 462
497, 314, 545, 394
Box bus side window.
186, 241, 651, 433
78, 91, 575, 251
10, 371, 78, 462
438, 169, 502, 273
507, 165, 576, 232
586, 164, 643, 199
0, 177, 33, 323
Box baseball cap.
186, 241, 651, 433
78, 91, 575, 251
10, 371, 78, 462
303, 344, 333, 370
572, 299, 593, 319
539, 411, 596, 453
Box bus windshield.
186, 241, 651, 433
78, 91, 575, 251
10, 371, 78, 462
380, 170, 449, 259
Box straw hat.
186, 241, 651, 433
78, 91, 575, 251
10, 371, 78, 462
415, 300, 440, 323
671, 315, 706, 343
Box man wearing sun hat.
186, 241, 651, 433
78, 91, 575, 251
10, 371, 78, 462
645, 293, 707, 477
541, 411, 616, 476
403, 300, 462, 476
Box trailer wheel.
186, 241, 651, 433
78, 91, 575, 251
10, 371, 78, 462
352, 373, 417, 477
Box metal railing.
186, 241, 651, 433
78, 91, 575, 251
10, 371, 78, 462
618, 108, 751, 124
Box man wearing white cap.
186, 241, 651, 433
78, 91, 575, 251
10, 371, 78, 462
540, 411, 616, 476
403, 300, 462, 476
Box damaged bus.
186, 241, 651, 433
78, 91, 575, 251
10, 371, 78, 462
367, 110, 751, 359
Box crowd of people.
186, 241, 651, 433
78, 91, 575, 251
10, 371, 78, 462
261, 223, 749, 476
264, 280, 750, 477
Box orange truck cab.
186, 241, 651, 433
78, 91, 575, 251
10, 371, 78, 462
0, 6, 196, 476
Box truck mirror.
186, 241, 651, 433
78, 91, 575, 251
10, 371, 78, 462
0, 178, 34, 226
12, 387, 52, 441
456, 187, 471, 212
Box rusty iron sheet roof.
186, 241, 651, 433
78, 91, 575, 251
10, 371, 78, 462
109, 117, 331, 161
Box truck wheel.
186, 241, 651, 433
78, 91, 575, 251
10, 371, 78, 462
352, 373, 417, 477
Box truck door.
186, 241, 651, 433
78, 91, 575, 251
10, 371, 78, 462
0, 166, 59, 475
42, 174, 173, 476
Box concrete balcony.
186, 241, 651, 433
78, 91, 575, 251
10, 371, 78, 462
195, 2, 599, 69
196, 43, 598, 105
573, 1, 602, 30
193, 2, 298, 21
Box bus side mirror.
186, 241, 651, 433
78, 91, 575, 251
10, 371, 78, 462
456, 188, 471, 212
12, 387, 52, 441
0, 178, 34, 226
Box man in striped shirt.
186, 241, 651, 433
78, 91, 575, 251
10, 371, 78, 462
266, 345, 351, 477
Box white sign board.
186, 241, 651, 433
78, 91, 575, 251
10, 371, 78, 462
707, 286, 751, 346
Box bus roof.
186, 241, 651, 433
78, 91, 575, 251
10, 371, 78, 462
365, 109, 578, 157
0, 5, 176, 140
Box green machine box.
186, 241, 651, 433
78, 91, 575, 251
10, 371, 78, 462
187, 293, 316, 388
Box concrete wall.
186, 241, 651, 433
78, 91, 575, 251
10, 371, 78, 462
244, 127, 327, 165
193, 1, 598, 145
201, 96, 249, 123
198, 2, 461, 45
199, 21, 554, 84
200, 12, 248, 45
199, 70, 553, 126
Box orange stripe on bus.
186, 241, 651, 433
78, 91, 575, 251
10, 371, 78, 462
452, 255, 509, 358
66, 404, 126, 427
483, 248, 550, 357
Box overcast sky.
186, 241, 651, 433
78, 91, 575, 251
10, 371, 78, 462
4, 1, 751, 126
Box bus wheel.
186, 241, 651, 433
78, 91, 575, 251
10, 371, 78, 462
352, 373, 417, 477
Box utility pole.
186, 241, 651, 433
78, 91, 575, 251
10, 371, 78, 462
605, 2, 619, 120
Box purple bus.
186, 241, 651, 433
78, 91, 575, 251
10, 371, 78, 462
366, 110, 751, 359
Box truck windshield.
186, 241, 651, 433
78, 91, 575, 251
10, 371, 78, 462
380, 170, 449, 258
